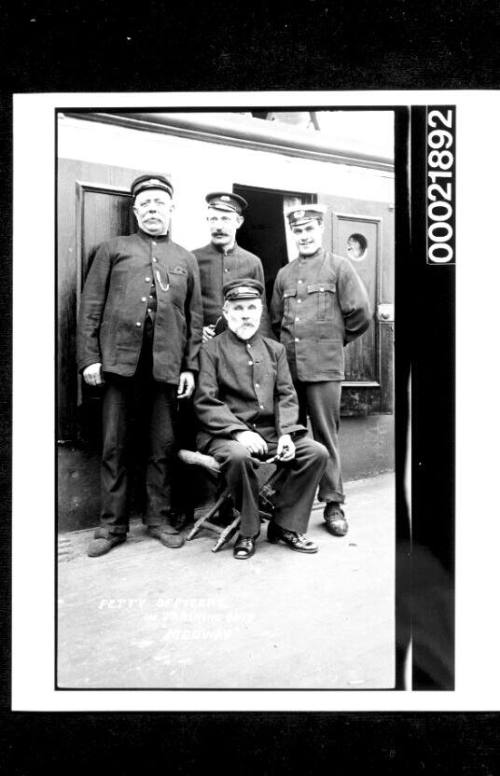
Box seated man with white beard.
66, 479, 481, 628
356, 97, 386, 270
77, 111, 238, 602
193, 278, 329, 560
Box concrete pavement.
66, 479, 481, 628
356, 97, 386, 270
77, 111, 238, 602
57, 472, 395, 690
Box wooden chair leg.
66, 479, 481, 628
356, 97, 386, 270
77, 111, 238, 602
211, 512, 241, 552
185, 489, 230, 541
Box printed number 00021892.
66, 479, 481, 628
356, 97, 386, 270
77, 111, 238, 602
426, 108, 455, 265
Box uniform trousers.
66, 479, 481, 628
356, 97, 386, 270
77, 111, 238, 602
98, 318, 178, 537
206, 435, 328, 537
294, 380, 345, 505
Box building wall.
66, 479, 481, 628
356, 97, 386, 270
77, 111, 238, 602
58, 114, 394, 254
57, 114, 395, 533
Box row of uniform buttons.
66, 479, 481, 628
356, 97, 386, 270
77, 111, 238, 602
136, 265, 158, 325
141, 240, 159, 326
246, 343, 265, 409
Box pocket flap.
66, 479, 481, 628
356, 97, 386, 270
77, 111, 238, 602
170, 265, 188, 276
307, 282, 336, 294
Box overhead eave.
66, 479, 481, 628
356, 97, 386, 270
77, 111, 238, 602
62, 111, 395, 173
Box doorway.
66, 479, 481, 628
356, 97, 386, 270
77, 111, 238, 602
232, 184, 314, 305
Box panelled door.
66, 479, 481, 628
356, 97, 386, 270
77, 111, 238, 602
318, 193, 394, 415
58, 159, 144, 441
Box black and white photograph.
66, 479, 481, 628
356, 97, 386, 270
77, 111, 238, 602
55, 106, 397, 690
13, 89, 500, 714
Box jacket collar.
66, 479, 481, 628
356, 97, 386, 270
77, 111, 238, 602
209, 240, 239, 255
226, 327, 261, 348
137, 229, 170, 242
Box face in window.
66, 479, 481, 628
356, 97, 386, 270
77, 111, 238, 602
223, 298, 263, 340
291, 218, 324, 256
133, 189, 173, 236
207, 208, 243, 249
347, 234, 368, 260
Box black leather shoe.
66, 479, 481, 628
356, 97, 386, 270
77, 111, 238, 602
323, 502, 348, 537
233, 534, 256, 560
267, 522, 318, 553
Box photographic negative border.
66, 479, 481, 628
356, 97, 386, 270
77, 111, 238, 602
11, 90, 463, 712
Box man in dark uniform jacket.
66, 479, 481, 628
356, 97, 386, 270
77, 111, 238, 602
194, 278, 328, 560
192, 192, 273, 341
77, 173, 203, 557
271, 205, 371, 538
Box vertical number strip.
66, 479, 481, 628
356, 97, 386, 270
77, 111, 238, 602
426, 107, 456, 264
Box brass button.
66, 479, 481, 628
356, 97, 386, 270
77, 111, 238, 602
248, 361, 253, 366
141, 297, 147, 302
145, 276, 151, 282
136, 322, 142, 327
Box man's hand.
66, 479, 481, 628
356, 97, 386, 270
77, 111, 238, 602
202, 324, 216, 343
277, 434, 295, 461
234, 430, 268, 456
177, 371, 195, 399
82, 363, 104, 386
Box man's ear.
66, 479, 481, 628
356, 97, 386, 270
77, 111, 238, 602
236, 214, 244, 229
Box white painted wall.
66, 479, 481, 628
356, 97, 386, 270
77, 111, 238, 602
58, 114, 394, 252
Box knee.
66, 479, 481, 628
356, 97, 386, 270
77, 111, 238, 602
222, 443, 253, 469
308, 439, 329, 463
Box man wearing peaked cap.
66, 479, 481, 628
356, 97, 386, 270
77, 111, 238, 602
271, 202, 371, 538
192, 191, 273, 343
222, 277, 264, 300
285, 204, 327, 228
77, 172, 203, 557
194, 276, 328, 560
130, 173, 174, 199
205, 191, 248, 214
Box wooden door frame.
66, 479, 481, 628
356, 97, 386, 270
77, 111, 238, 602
334, 211, 383, 390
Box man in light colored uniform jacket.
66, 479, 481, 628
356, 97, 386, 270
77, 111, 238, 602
270, 204, 371, 538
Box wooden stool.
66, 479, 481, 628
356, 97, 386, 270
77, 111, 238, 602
178, 449, 279, 552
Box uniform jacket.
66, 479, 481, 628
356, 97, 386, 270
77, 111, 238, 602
192, 241, 273, 337
194, 329, 306, 451
270, 248, 372, 382
77, 230, 203, 384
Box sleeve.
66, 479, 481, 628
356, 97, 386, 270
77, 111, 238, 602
337, 258, 372, 344
193, 345, 250, 438
252, 257, 275, 339
270, 269, 285, 340
76, 242, 112, 373
274, 346, 307, 437
182, 254, 204, 373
